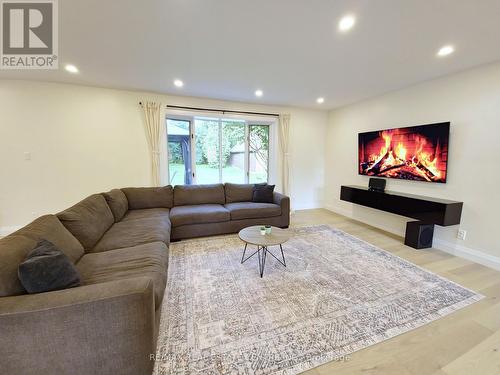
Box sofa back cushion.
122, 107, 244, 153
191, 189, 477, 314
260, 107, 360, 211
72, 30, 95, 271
174, 184, 225, 206
0, 235, 36, 296
102, 189, 128, 222
57, 194, 114, 250
122, 186, 173, 209
0, 215, 84, 297
16, 215, 85, 263
224, 183, 254, 203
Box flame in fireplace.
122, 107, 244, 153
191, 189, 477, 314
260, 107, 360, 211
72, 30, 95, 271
363, 130, 444, 182
414, 136, 441, 179
395, 142, 407, 161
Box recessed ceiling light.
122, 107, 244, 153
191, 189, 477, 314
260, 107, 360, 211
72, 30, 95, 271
255, 89, 263, 97
317, 97, 325, 104
64, 64, 78, 74
437, 45, 454, 57
174, 79, 184, 87
338, 15, 356, 32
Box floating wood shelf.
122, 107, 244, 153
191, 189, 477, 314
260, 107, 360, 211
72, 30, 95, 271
340, 185, 463, 249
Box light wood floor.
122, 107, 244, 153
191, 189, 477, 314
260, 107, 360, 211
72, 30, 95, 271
291, 209, 500, 375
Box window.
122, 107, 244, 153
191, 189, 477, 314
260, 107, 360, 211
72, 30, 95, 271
166, 116, 272, 185
222, 120, 246, 183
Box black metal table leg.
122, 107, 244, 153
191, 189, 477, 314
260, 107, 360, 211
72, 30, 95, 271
280, 244, 286, 267
241, 243, 247, 264
241, 242, 287, 277
263, 244, 286, 267
257, 246, 262, 277
241, 243, 260, 264
260, 246, 267, 278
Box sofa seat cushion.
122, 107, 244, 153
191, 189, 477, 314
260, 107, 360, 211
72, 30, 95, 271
76, 242, 168, 307
92, 217, 171, 253
170, 204, 230, 227
224, 202, 281, 220
121, 208, 170, 222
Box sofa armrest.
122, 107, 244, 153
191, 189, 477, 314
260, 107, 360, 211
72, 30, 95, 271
0, 277, 156, 375
273, 192, 290, 227
273, 192, 290, 211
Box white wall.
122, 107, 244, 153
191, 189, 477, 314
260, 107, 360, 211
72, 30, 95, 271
0, 80, 327, 233
325, 62, 500, 268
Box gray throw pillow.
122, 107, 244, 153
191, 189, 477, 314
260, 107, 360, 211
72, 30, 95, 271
252, 184, 275, 203
18, 239, 81, 294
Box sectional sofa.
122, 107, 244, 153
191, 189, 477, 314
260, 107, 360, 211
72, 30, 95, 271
0, 183, 290, 375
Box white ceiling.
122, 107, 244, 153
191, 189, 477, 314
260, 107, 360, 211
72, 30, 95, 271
2, 0, 500, 109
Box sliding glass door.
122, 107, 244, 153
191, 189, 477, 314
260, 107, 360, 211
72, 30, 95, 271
194, 118, 220, 184
249, 124, 269, 183
167, 116, 270, 185
222, 120, 246, 183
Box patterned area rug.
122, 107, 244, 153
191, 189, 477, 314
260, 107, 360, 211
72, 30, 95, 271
154, 225, 483, 374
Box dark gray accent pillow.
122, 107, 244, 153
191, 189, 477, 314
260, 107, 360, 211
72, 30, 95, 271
18, 240, 81, 294
252, 184, 275, 203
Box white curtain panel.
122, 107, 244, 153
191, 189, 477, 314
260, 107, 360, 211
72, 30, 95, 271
278, 113, 291, 197
141, 101, 163, 186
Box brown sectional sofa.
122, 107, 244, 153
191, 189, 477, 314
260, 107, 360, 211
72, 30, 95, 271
0, 183, 289, 375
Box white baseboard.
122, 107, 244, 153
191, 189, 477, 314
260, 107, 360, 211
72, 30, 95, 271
433, 238, 500, 271
324, 204, 500, 271
325, 204, 405, 237
0, 225, 22, 237
292, 201, 324, 211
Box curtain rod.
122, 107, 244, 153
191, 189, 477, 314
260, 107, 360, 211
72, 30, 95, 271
139, 102, 280, 118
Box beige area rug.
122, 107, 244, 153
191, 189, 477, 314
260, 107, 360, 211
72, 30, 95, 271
154, 225, 483, 374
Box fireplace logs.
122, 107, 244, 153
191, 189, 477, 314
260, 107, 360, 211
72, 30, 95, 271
359, 123, 449, 183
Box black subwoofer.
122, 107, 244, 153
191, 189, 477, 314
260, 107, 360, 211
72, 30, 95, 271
405, 221, 435, 249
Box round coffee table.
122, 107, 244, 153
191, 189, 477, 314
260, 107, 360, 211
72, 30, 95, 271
238, 226, 291, 277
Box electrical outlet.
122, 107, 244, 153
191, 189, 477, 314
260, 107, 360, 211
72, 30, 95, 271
457, 229, 467, 241
24, 152, 31, 160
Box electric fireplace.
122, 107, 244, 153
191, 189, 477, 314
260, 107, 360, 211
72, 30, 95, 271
358, 122, 450, 183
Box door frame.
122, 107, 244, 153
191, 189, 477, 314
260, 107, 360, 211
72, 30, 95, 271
165, 116, 192, 185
